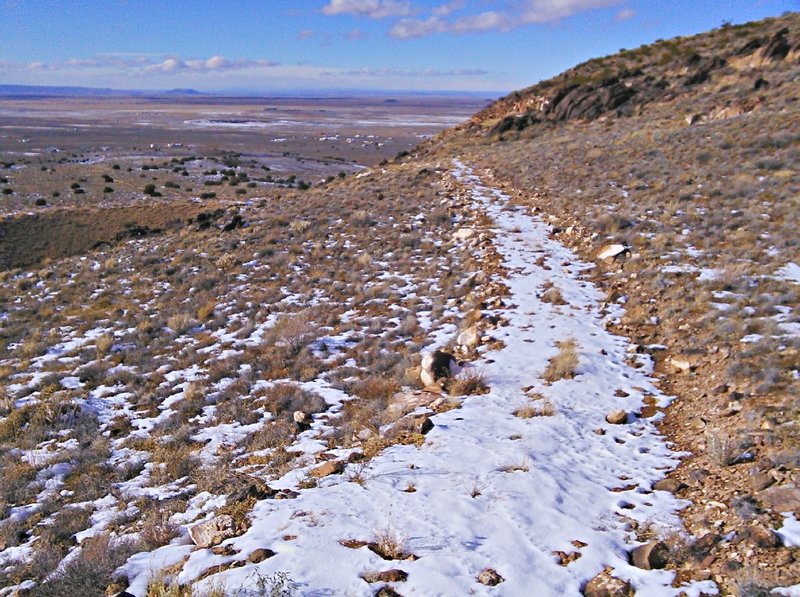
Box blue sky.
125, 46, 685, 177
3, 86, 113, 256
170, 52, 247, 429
0, 1, 795, 93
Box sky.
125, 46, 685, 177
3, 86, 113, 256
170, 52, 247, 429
0, 0, 796, 94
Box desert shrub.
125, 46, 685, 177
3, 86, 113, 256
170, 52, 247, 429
245, 419, 295, 454
260, 384, 326, 420
0, 458, 39, 505
35, 533, 140, 597
167, 312, 194, 334
36, 505, 93, 546
138, 507, 180, 550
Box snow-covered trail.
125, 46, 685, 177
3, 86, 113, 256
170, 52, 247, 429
123, 163, 714, 596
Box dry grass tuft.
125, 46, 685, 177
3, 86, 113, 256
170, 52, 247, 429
542, 339, 578, 383
448, 368, 489, 396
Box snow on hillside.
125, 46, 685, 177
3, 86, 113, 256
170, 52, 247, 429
118, 163, 716, 596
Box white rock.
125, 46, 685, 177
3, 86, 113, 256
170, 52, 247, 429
597, 244, 628, 261
454, 227, 477, 241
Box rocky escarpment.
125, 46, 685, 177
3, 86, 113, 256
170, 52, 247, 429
467, 17, 800, 136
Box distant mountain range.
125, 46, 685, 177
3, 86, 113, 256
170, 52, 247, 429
0, 83, 499, 99
0, 84, 204, 97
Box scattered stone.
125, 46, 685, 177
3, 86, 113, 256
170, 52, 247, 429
188, 515, 236, 548
605, 409, 628, 425
554, 550, 582, 565
477, 568, 504, 586
596, 244, 628, 261
456, 325, 479, 350
583, 568, 633, 597
309, 460, 344, 478
748, 469, 775, 492
248, 548, 276, 563
692, 533, 721, 556
666, 356, 692, 373
362, 569, 409, 583
742, 525, 782, 548
454, 227, 477, 241
348, 451, 366, 463
274, 489, 300, 500
630, 541, 670, 570
712, 383, 729, 395
412, 415, 434, 435
758, 484, 800, 513
211, 544, 237, 556
653, 478, 683, 493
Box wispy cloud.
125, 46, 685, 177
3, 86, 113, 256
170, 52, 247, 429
318, 0, 625, 39
0, 54, 280, 77
614, 7, 635, 21
432, 0, 464, 17
321, 0, 413, 19
323, 66, 488, 77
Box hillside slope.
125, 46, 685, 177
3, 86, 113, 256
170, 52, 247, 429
0, 12, 798, 597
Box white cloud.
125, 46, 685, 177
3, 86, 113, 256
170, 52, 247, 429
2, 54, 280, 78
390, 16, 446, 39
432, 0, 464, 17
322, 0, 413, 19
389, 0, 623, 38
614, 7, 635, 21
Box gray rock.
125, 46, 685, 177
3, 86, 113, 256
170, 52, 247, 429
188, 515, 236, 548
758, 484, 800, 513
582, 569, 633, 597
630, 541, 670, 570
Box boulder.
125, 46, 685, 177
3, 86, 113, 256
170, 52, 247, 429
596, 244, 628, 261
630, 541, 670, 570
309, 460, 344, 478
477, 568, 504, 586
605, 409, 628, 425
583, 569, 634, 597
456, 325, 479, 350
420, 350, 460, 387
454, 227, 477, 241
188, 515, 236, 548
